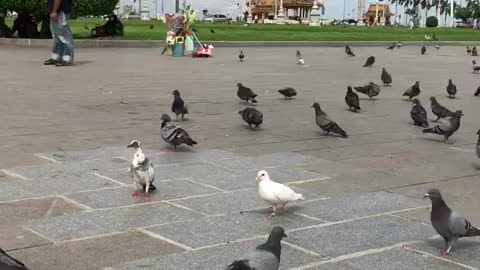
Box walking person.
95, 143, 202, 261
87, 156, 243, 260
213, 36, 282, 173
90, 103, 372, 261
44, 0, 74, 66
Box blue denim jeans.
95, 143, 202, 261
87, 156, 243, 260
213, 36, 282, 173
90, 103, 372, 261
50, 12, 74, 63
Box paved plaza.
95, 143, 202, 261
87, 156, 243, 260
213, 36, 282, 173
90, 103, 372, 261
0, 45, 479, 269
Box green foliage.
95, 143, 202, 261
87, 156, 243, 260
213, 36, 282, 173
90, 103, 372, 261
426, 16, 439, 27
0, 0, 118, 17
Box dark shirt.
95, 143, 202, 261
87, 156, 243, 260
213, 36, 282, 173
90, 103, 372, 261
48, 0, 72, 14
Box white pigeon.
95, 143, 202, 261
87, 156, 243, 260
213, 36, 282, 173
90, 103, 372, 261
297, 57, 305, 65
127, 140, 156, 199
256, 170, 304, 218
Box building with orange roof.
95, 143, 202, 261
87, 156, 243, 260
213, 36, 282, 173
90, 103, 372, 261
365, 3, 393, 26
249, 0, 324, 23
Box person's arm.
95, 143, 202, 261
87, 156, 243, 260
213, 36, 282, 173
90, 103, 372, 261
50, 0, 63, 21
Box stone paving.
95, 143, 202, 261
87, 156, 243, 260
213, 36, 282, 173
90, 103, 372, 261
1, 45, 480, 269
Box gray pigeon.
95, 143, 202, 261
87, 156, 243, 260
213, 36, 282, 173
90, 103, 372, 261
160, 114, 197, 151
278, 87, 297, 99
410, 98, 428, 127
476, 129, 480, 159
127, 140, 156, 199
225, 227, 287, 270
237, 83, 258, 104
345, 86, 360, 112
387, 43, 395, 50
424, 189, 480, 255
345, 45, 355, 56
446, 79, 457, 99
239, 107, 263, 128
381, 68, 392, 86
472, 46, 478, 56
421, 45, 426, 55
354, 82, 381, 100
423, 110, 463, 144
403, 81, 421, 100
0, 248, 30, 270
467, 46, 472, 54
311, 102, 348, 138
429, 97, 454, 122
363, 56, 375, 67
239, 50, 245, 62
171, 90, 188, 121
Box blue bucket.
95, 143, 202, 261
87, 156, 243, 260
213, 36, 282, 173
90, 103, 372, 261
172, 44, 185, 57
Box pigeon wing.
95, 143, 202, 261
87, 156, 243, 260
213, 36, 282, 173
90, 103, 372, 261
271, 182, 303, 202
448, 211, 471, 237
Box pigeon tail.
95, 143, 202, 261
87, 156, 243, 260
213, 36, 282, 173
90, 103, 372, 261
251, 99, 258, 103
296, 194, 305, 200
187, 138, 198, 146
466, 225, 480, 237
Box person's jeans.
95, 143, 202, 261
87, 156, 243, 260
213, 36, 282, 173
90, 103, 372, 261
50, 12, 74, 63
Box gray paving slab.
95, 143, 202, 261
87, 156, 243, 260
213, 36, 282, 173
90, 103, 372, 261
310, 248, 468, 270
8, 231, 185, 270
172, 187, 322, 215
0, 225, 52, 251
29, 203, 203, 241
142, 149, 242, 165
213, 152, 322, 171
146, 212, 322, 248
192, 167, 327, 191
65, 179, 220, 209
119, 238, 323, 270
40, 146, 133, 162
0, 173, 119, 202
407, 239, 480, 268
296, 192, 427, 222
286, 215, 435, 258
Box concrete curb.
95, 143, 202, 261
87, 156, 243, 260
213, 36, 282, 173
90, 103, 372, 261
0, 38, 478, 48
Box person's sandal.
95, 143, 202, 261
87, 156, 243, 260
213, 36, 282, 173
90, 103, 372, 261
43, 59, 58, 65
55, 60, 73, 67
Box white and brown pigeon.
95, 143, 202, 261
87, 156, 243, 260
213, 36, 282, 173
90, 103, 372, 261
225, 227, 287, 270
424, 189, 480, 256
127, 140, 156, 199
256, 170, 304, 218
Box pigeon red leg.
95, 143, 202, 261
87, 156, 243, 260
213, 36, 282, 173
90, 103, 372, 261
132, 192, 141, 198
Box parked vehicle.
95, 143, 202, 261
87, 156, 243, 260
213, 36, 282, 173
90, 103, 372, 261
204, 14, 229, 23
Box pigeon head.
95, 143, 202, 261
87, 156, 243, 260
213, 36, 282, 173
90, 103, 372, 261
311, 102, 321, 109
412, 98, 421, 105
127, 140, 142, 149
473, 60, 477, 65
172, 90, 180, 96
347, 86, 353, 93
256, 170, 270, 182
236, 82, 243, 87
453, 110, 464, 117
414, 81, 420, 87
424, 189, 447, 207
448, 79, 453, 84
161, 114, 171, 122
429, 96, 437, 103
238, 109, 244, 115
477, 129, 480, 135
382, 68, 386, 72
268, 226, 287, 241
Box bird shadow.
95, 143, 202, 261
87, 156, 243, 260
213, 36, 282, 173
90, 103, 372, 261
346, 109, 361, 113
240, 205, 304, 216
73, 60, 95, 66
242, 125, 263, 131
423, 238, 480, 251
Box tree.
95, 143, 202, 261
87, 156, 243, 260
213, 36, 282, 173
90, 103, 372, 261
455, 6, 472, 22
0, 0, 118, 38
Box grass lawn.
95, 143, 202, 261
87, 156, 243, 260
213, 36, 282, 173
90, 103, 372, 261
4, 17, 480, 41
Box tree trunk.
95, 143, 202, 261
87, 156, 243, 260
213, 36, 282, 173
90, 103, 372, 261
39, 17, 51, 39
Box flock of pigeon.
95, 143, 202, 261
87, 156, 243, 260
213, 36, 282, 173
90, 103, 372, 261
2, 44, 480, 270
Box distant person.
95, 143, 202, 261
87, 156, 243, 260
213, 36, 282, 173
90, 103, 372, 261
44, 0, 74, 66
0, 16, 12, 38
92, 14, 124, 37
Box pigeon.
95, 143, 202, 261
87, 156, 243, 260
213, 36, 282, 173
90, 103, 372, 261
171, 90, 188, 121
425, 34, 431, 40
345, 45, 355, 56
256, 170, 304, 217
296, 50, 305, 65
127, 140, 156, 199
410, 98, 429, 128
421, 45, 426, 55
0, 248, 30, 270
472, 46, 478, 56
476, 129, 480, 159
225, 226, 287, 270
446, 79, 457, 99
237, 83, 258, 104
363, 56, 375, 67
160, 114, 197, 151
396, 41, 402, 48
278, 87, 297, 99
429, 97, 454, 122
84, 25, 89, 30
387, 43, 395, 50
296, 50, 301, 58
424, 189, 480, 255
239, 50, 245, 62
403, 81, 421, 100
472, 60, 480, 73
467, 46, 472, 54
434, 45, 440, 50
345, 86, 360, 112
149, 24, 154, 29
381, 68, 392, 86
311, 102, 348, 138
354, 82, 381, 100
210, 29, 215, 34
239, 107, 263, 128
423, 110, 463, 144
475, 85, 480, 96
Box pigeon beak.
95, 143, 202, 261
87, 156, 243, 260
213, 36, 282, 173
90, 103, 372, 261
255, 176, 259, 181
423, 193, 430, 199
127, 144, 133, 148
283, 233, 288, 238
